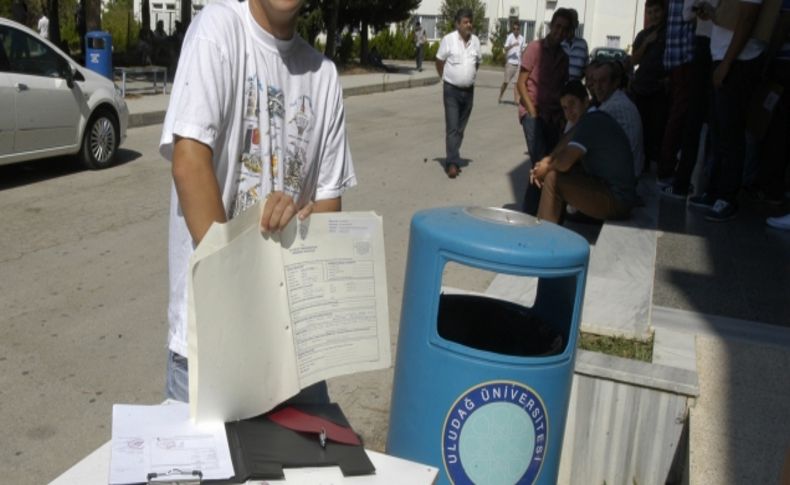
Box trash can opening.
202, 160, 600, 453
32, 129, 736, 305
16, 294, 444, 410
437, 294, 564, 357
88, 38, 105, 49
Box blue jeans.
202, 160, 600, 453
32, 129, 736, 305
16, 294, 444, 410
521, 114, 560, 214
165, 350, 330, 405
443, 82, 475, 166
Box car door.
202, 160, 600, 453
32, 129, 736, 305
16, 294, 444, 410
0, 33, 15, 156
2, 25, 81, 154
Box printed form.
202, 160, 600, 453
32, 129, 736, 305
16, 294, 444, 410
189, 202, 390, 423
109, 402, 234, 484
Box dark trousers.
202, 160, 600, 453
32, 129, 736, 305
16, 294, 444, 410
634, 89, 668, 170
674, 36, 713, 193
658, 62, 693, 179
416, 44, 424, 70
708, 56, 762, 203
521, 114, 561, 215
756, 60, 790, 199
443, 82, 475, 166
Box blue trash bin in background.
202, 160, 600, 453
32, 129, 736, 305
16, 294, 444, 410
85, 31, 112, 79
387, 207, 590, 485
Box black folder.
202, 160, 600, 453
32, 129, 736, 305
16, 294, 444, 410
216, 403, 375, 483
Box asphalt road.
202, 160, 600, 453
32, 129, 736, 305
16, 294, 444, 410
0, 70, 531, 484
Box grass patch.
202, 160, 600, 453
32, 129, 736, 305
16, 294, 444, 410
578, 332, 653, 362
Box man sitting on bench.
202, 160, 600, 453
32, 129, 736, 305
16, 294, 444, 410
529, 80, 636, 223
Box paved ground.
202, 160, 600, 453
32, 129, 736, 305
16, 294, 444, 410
1, 66, 788, 484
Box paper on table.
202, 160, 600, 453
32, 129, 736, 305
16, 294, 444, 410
188, 202, 390, 422
109, 402, 234, 484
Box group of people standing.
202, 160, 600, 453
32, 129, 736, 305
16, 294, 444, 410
432, 1, 790, 230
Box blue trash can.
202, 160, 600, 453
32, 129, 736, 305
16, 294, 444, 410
85, 31, 112, 79
387, 207, 590, 485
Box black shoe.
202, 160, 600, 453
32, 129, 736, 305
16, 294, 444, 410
688, 193, 716, 209
660, 185, 688, 200
705, 199, 738, 222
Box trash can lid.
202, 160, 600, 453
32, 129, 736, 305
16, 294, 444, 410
412, 206, 590, 270
86, 31, 112, 39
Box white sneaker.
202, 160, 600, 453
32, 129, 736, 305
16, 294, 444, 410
766, 214, 790, 230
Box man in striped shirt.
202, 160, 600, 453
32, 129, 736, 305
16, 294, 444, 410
561, 9, 589, 81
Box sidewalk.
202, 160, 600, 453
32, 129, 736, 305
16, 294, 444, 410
121, 61, 440, 128
118, 62, 790, 484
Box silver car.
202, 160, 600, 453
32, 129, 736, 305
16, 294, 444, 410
0, 18, 128, 169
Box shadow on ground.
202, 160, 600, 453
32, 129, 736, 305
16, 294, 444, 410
0, 149, 143, 191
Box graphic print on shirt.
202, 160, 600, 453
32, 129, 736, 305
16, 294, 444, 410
231, 75, 316, 217
284, 95, 314, 194
232, 75, 263, 218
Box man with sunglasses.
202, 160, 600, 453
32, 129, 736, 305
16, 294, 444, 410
159, 0, 357, 403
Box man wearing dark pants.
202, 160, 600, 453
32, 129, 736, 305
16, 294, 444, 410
436, 8, 481, 178
517, 8, 572, 213
689, 0, 768, 221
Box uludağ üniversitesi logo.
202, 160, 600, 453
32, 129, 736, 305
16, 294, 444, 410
442, 380, 548, 484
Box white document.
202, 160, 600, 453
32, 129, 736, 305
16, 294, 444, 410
188, 202, 391, 422
109, 402, 234, 484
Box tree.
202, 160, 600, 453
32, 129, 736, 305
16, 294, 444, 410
342, 0, 420, 65
438, 0, 486, 38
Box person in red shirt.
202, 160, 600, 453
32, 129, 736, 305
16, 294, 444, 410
517, 8, 573, 214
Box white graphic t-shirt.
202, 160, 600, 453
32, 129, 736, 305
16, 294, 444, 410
159, 0, 356, 357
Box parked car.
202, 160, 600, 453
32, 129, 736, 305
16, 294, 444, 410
0, 18, 128, 169
590, 47, 629, 63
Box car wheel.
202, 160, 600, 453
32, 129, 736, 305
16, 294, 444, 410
79, 109, 119, 170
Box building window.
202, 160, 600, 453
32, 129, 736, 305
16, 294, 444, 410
165, 3, 176, 10
152, 3, 163, 10
522, 20, 536, 41
606, 35, 620, 48
479, 17, 489, 44
416, 15, 440, 40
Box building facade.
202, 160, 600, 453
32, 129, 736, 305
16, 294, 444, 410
413, 0, 646, 55
129, 0, 646, 54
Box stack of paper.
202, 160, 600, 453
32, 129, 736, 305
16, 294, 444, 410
109, 402, 234, 484
187, 203, 391, 422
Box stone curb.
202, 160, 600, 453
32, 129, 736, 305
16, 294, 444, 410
127, 75, 441, 128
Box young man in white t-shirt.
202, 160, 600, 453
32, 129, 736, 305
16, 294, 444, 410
498, 22, 524, 104
159, 0, 357, 402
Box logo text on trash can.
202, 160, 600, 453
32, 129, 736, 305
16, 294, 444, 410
442, 380, 548, 485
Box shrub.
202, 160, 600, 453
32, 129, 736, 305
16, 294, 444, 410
369, 28, 414, 60
101, 0, 140, 54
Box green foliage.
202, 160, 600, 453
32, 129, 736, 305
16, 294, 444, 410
337, 30, 355, 65
438, 0, 487, 38
296, 7, 324, 47
369, 27, 414, 60
101, 0, 139, 54
424, 40, 439, 61
489, 21, 507, 65
578, 333, 653, 363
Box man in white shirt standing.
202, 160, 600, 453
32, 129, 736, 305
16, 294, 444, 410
436, 8, 481, 178
37, 9, 49, 39
498, 21, 525, 104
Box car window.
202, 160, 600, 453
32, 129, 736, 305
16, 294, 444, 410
0, 25, 67, 78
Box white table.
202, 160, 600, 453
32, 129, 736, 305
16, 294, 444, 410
49, 441, 438, 484
114, 66, 168, 98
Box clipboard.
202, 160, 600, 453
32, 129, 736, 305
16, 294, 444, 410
221, 403, 376, 482
147, 469, 203, 485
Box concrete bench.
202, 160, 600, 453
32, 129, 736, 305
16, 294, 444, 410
114, 66, 168, 98
486, 175, 659, 340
